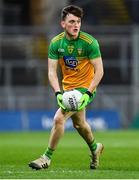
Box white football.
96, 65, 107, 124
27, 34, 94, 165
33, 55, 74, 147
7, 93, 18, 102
62, 89, 82, 111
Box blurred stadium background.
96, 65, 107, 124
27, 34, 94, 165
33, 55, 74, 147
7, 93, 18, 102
0, 0, 139, 131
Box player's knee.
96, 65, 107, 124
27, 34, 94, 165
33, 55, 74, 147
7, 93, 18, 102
73, 121, 86, 130
73, 123, 81, 129
54, 115, 64, 127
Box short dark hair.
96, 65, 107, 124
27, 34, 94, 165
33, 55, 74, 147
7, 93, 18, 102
61, 5, 83, 20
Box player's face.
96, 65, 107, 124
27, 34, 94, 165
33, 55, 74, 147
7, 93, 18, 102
61, 14, 81, 39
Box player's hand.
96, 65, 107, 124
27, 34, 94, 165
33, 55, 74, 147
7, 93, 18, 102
55, 92, 66, 110
78, 91, 92, 111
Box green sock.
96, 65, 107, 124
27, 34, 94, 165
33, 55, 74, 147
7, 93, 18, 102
88, 140, 97, 152
44, 147, 54, 159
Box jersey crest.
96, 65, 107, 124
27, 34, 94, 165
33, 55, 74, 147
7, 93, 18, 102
67, 45, 74, 54
77, 48, 82, 56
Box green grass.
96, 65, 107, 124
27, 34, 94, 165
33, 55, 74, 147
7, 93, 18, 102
0, 130, 139, 179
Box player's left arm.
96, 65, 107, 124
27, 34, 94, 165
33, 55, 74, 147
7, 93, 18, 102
78, 56, 103, 111
78, 39, 104, 111
88, 56, 104, 92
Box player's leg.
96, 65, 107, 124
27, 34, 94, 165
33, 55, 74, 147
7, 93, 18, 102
29, 108, 75, 170
47, 108, 74, 150
71, 109, 104, 169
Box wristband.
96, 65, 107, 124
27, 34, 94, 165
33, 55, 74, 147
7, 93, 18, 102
55, 91, 62, 97
85, 90, 93, 98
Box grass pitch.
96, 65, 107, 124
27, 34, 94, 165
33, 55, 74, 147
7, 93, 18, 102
0, 130, 139, 179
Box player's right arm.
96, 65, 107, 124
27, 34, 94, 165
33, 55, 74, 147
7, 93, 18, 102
48, 58, 66, 110
48, 58, 61, 93
48, 37, 66, 110
48, 37, 61, 93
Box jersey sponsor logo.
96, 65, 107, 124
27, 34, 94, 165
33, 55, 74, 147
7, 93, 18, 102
63, 56, 78, 68
67, 45, 74, 54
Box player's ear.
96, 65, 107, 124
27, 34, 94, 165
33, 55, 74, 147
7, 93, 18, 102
61, 21, 65, 28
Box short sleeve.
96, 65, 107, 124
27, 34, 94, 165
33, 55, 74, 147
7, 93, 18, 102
88, 40, 101, 59
48, 41, 58, 60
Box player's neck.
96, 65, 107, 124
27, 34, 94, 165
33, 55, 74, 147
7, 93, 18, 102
65, 32, 79, 41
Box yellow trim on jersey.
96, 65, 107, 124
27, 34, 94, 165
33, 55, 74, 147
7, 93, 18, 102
51, 32, 64, 43
79, 34, 93, 44
80, 33, 93, 42
79, 36, 93, 44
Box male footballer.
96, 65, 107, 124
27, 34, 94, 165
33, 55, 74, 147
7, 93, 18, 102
29, 5, 104, 170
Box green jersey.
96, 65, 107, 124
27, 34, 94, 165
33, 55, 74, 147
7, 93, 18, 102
48, 31, 101, 90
